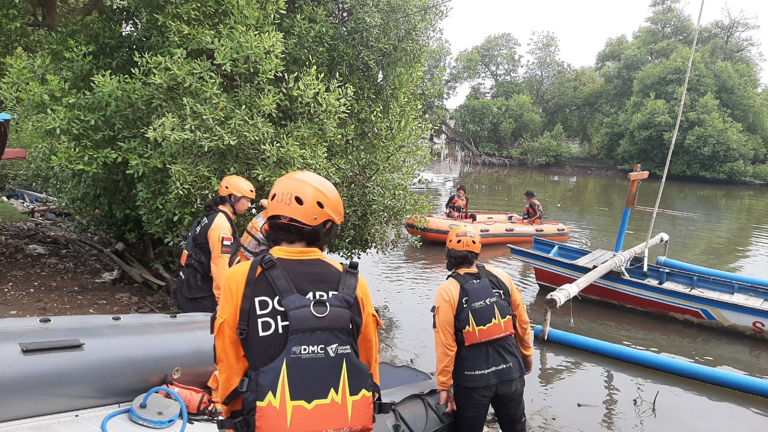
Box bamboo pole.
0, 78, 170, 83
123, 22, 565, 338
545, 233, 670, 309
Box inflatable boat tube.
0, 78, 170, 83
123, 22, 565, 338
375, 363, 454, 432
0, 313, 454, 431
405, 212, 570, 245
0, 313, 214, 423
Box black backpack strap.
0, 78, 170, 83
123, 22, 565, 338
448, 271, 471, 286
259, 254, 300, 301
234, 257, 264, 340
221, 259, 261, 408
476, 263, 490, 279
337, 261, 359, 297
216, 208, 239, 239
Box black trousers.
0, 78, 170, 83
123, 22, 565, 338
453, 377, 526, 432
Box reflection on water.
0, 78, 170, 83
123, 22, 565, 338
332, 157, 768, 431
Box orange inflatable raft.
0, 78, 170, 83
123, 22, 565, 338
405, 212, 570, 245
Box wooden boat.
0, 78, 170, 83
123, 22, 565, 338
507, 165, 768, 340
0, 313, 452, 431
508, 238, 768, 340
405, 212, 570, 245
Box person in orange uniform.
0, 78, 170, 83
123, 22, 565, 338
214, 170, 383, 432
521, 190, 543, 224
236, 199, 270, 263
176, 175, 256, 313
432, 226, 534, 432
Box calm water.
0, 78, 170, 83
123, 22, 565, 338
332, 156, 768, 431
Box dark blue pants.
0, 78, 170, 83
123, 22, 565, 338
453, 376, 526, 432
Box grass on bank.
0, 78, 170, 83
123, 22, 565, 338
0, 200, 28, 223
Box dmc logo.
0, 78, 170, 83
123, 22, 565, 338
291, 345, 326, 358
327, 344, 338, 357
301, 345, 325, 354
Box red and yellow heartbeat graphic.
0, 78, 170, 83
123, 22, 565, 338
462, 304, 514, 345
255, 359, 374, 431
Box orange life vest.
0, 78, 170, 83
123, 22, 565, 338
160, 380, 216, 416
452, 265, 515, 346
450, 196, 468, 211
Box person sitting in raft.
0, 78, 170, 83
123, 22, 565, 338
445, 185, 477, 221
511, 190, 543, 224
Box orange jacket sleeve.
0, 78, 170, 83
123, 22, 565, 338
432, 279, 459, 390
488, 267, 534, 358
208, 210, 235, 301
354, 276, 381, 386
214, 261, 251, 418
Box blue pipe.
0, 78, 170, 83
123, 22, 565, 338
613, 208, 632, 252
534, 326, 768, 399
656, 256, 768, 289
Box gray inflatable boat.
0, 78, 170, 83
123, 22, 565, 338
0, 313, 453, 431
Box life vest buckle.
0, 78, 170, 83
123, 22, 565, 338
236, 324, 248, 339
260, 254, 277, 269
237, 377, 249, 393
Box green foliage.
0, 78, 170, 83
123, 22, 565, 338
517, 124, 572, 166
1, 0, 446, 257
453, 95, 543, 153
451, 29, 586, 161
449, 33, 522, 86
544, 67, 603, 151
592, 0, 768, 181
523, 31, 571, 107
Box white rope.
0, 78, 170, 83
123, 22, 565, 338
643, 0, 706, 273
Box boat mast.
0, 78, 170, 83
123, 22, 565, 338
614, 164, 649, 252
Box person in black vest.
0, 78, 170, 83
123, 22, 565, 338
213, 170, 383, 432
176, 175, 256, 313
432, 226, 534, 432
521, 190, 543, 224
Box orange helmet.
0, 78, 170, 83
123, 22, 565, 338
265, 170, 344, 227
219, 175, 256, 199
446, 225, 482, 254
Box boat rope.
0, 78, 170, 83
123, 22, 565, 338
642, 0, 705, 273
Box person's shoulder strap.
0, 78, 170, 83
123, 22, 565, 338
215, 208, 239, 239
476, 263, 489, 279
337, 261, 360, 297
448, 271, 470, 286
235, 257, 263, 340
482, 265, 513, 306
259, 254, 299, 301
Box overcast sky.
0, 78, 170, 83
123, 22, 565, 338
442, 0, 768, 108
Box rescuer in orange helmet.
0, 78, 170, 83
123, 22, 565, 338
432, 225, 533, 432
235, 199, 270, 264
176, 175, 256, 313
213, 170, 383, 432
